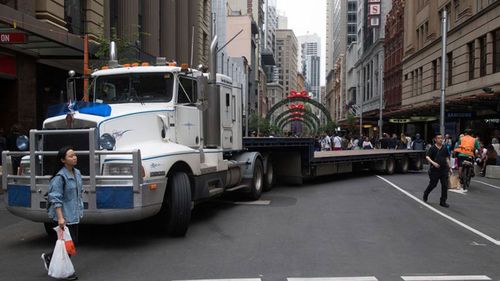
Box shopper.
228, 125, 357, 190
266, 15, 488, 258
423, 133, 451, 208
41, 146, 83, 281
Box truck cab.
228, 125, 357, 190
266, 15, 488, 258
2, 39, 266, 236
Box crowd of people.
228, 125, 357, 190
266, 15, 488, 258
315, 130, 500, 176
315, 132, 428, 152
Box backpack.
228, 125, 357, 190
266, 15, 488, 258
44, 174, 66, 211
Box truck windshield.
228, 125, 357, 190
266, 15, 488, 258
93, 73, 174, 104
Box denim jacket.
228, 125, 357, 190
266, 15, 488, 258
48, 167, 84, 225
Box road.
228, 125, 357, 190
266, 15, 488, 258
1, 171, 500, 281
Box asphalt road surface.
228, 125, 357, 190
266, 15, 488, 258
1, 171, 500, 281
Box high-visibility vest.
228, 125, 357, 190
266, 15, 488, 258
454, 135, 475, 157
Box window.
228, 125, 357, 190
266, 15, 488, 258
416, 29, 420, 49
93, 73, 174, 104
432, 60, 438, 90
177, 76, 198, 104
494, 29, 500, 73
64, 0, 84, 35
419, 67, 423, 95
468, 41, 475, 79
447, 52, 453, 85
479, 36, 487, 77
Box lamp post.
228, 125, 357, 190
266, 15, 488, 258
440, 10, 448, 137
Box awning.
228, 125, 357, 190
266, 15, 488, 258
384, 92, 500, 119
0, 6, 84, 69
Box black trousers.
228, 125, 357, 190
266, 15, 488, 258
47, 223, 79, 258
424, 169, 448, 203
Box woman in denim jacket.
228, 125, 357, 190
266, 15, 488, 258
41, 146, 83, 280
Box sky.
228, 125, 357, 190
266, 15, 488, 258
276, 0, 327, 86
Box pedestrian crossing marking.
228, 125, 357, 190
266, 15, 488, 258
401, 275, 491, 280
172, 279, 261, 281
234, 200, 271, 205
288, 277, 378, 281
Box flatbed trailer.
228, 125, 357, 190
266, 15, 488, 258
243, 137, 425, 185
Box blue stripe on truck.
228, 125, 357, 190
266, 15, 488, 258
96, 186, 134, 209
7, 185, 31, 207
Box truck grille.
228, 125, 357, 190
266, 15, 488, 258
42, 132, 92, 176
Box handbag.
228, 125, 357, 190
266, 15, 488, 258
448, 172, 460, 189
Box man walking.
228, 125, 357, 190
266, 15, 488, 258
423, 133, 451, 208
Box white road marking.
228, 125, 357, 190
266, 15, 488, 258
376, 176, 500, 246
448, 189, 467, 195
234, 200, 271, 205
472, 180, 500, 190
288, 277, 378, 281
173, 279, 261, 281
401, 275, 491, 280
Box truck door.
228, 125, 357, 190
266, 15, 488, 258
176, 76, 201, 147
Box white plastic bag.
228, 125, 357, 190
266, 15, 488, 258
48, 227, 75, 279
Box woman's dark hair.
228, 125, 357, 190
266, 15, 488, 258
51, 146, 74, 179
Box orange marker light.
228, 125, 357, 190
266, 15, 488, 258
101, 66, 109, 70
141, 62, 150, 66
123, 63, 131, 67
148, 184, 158, 190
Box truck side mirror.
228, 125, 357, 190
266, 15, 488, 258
66, 70, 77, 102
157, 114, 170, 141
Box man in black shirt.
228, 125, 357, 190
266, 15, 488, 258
423, 133, 451, 207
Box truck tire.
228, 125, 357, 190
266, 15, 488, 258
411, 156, 423, 170
248, 159, 264, 200
396, 157, 409, 174
263, 160, 275, 191
385, 158, 395, 175
162, 172, 192, 237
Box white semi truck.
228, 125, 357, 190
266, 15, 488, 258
2, 38, 425, 237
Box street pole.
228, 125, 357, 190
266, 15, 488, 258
440, 10, 447, 137
359, 101, 363, 137
378, 51, 383, 140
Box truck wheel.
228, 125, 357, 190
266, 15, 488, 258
411, 156, 423, 170
161, 172, 192, 237
385, 158, 395, 175
396, 157, 409, 174
263, 160, 275, 191
248, 159, 264, 200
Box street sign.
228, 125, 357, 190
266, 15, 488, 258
369, 4, 381, 15
369, 17, 380, 27
389, 118, 411, 124
0, 32, 26, 44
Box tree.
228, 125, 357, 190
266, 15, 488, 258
346, 113, 357, 135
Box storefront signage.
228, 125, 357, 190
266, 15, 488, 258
369, 4, 381, 15
0, 32, 26, 44
0, 54, 16, 77
410, 116, 437, 122
446, 112, 475, 118
368, 0, 381, 27
389, 118, 411, 124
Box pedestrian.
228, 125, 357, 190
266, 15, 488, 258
398, 133, 409, 149
332, 133, 342, 151
412, 133, 425, 150
388, 133, 398, 149
6, 124, 22, 174
423, 133, 451, 208
0, 128, 6, 165
321, 132, 331, 151
314, 135, 321, 152
476, 142, 488, 176
41, 146, 83, 281
362, 136, 373, 149
444, 134, 453, 154
491, 138, 500, 165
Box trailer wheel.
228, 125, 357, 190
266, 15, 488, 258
263, 160, 275, 191
248, 159, 264, 200
411, 156, 423, 170
396, 157, 409, 174
161, 172, 192, 237
385, 158, 395, 175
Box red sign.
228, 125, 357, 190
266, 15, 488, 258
369, 4, 381, 15
0, 32, 26, 44
0, 54, 16, 77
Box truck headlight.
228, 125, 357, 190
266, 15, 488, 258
103, 163, 133, 175
99, 133, 116, 150
16, 135, 29, 151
